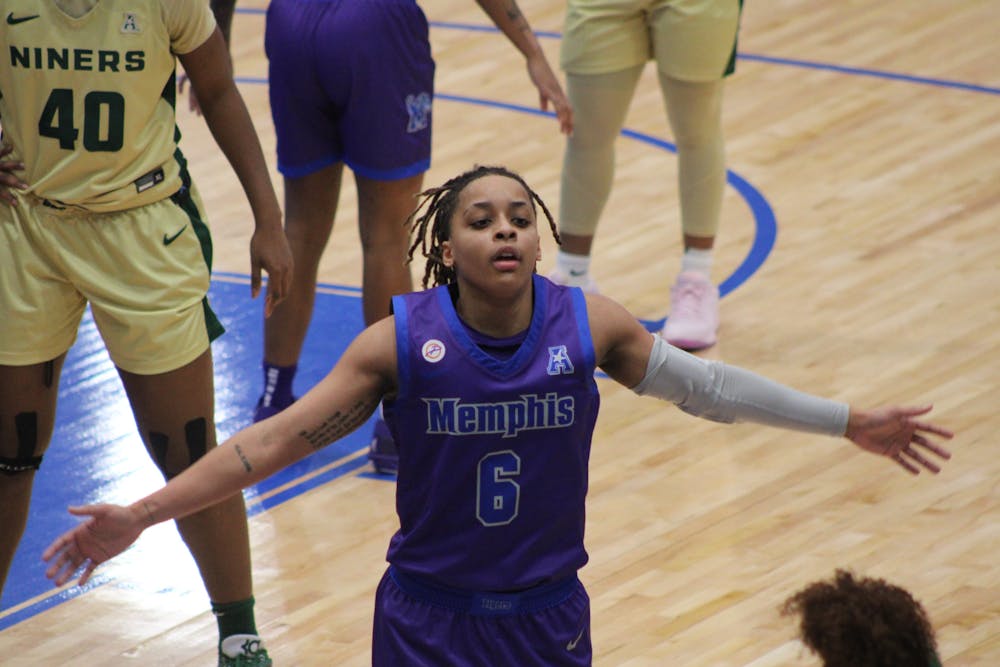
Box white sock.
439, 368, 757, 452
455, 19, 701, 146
555, 250, 592, 287
681, 248, 713, 277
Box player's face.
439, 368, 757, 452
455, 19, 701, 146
442, 175, 542, 287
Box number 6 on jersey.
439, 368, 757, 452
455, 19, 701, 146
476, 450, 521, 526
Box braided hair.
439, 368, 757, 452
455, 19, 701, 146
406, 165, 560, 289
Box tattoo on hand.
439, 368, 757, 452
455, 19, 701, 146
234, 444, 253, 472
298, 399, 376, 450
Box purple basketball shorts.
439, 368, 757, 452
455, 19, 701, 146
372, 566, 593, 666
265, 0, 435, 180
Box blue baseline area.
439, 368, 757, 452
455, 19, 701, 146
0, 282, 368, 626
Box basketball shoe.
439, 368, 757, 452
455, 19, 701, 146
660, 271, 719, 350
218, 634, 272, 667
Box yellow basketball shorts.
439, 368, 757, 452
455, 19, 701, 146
561, 0, 743, 80
0, 187, 224, 375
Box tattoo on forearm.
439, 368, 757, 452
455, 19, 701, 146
504, 1, 524, 23
299, 399, 377, 450
234, 444, 253, 472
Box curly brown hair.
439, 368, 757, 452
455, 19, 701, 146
781, 570, 939, 667
405, 165, 560, 289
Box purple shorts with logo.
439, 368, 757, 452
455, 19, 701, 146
372, 566, 593, 666
264, 0, 434, 180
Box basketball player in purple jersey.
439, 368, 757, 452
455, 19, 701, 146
196, 1, 573, 477
43, 166, 952, 665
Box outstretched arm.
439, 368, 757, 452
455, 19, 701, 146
178, 27, 293, 317
475, 0, 573, 134
588, 294, 953, 474
43, 318, 398, 587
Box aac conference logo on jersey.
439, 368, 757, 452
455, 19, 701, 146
121, 12, 141, 34
422, 338, 445, 363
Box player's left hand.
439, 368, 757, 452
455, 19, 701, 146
250, 222, 294, 318
845, 405, 953, 474
525, 54, 574, 135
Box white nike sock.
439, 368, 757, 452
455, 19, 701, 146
680, 248, 713, 277
555, 250, 592, 287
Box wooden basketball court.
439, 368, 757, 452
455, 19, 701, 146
2, 0, 998, 664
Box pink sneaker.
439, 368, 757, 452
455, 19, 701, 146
548, 268, 600, 294
660, 272, 719, 350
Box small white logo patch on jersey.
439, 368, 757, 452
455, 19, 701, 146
121, 13, 140, 34
421, 339, 445, 363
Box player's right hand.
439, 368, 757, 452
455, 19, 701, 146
42, 504, 146, 587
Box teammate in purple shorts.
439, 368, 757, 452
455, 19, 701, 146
199, 1, 573, 477
44, 166, 952, 665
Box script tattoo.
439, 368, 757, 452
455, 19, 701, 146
234, 444, 253, 472
298, 399, 377, 450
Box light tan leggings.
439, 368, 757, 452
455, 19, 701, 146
559, 66, 725, 241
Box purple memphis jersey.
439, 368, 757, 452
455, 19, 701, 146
385, 274, 600, 591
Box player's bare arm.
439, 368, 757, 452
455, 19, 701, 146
586, 292, 656, 388
178, 28, 293, 315
474, 0, 574, 134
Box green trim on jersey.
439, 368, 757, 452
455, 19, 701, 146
169, 182, 224, 342
723, 0, 745, 77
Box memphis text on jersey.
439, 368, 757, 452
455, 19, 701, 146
9, 45, 145, 72
423, 393, 575, 438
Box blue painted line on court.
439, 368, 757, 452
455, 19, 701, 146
0, 575, 111, 631
735, 53, 1000, 96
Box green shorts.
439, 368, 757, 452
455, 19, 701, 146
561, 0, 743, 80
0, 187, 223, 374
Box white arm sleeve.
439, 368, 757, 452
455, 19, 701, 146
632, 336, 849, 436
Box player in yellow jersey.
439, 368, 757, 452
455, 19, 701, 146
0, 2, 292, 665
551, 0, 743, 351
